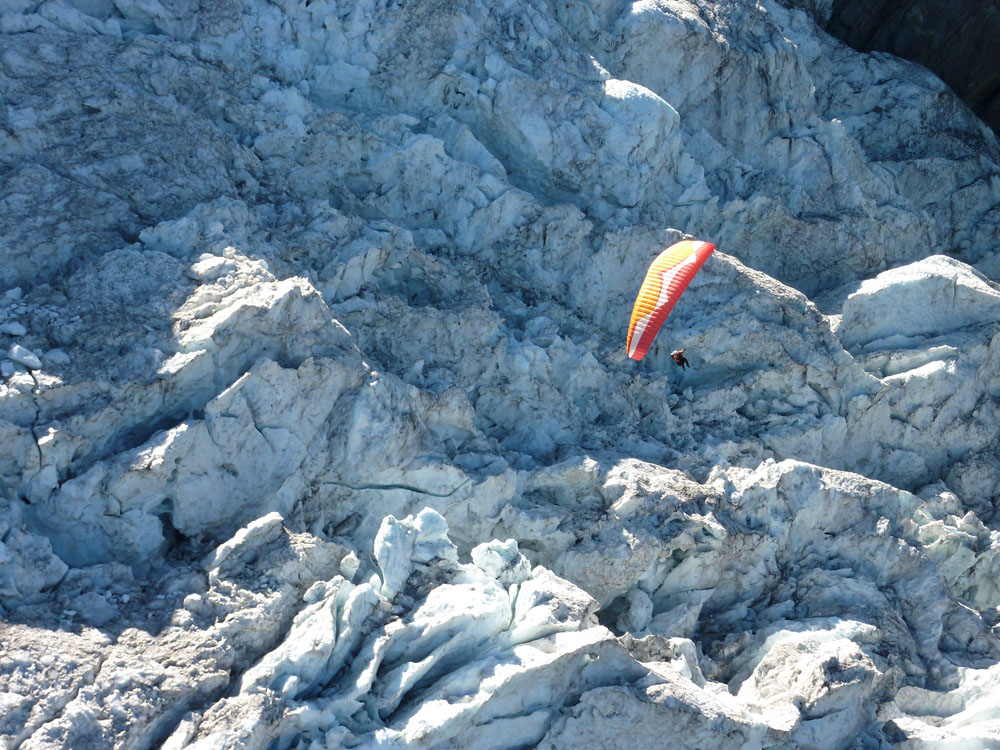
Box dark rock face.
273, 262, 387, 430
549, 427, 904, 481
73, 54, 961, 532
825, 0, 1000, 135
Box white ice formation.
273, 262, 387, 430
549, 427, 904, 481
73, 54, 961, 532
3, 0, 1000, 747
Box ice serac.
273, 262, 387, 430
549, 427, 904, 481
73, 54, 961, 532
3, 0, 1000, 747
165, 510, 810, 749
838, 255, 1000, 351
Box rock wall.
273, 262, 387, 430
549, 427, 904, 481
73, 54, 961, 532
824, 0, 1000, 136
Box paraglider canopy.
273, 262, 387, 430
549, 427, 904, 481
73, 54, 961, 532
626, 239, 715, 361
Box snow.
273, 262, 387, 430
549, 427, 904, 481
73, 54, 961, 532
2, 0, 1000, 747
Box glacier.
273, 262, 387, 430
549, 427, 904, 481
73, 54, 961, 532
3, 0, 1000, 747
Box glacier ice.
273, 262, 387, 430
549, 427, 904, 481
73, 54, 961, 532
3, 0, 1000, 747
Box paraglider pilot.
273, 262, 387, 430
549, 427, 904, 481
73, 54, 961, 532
670, 349, 689, 369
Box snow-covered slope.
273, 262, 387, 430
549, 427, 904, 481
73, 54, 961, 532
3, 0, 1000, 747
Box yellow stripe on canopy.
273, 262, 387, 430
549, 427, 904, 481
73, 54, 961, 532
627, 240, 715, 361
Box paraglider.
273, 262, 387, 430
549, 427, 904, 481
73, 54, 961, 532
626, 239, 715, 361
670, 349, 689, 369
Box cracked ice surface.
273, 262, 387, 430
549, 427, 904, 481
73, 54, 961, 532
3, 0, 1000, 747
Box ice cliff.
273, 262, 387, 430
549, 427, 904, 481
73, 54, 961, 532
820, 0, 1000, 137
3, 0, 1000, 747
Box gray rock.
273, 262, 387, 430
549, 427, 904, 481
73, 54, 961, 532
42, 348, 71, 366
7, 344, 41, 370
